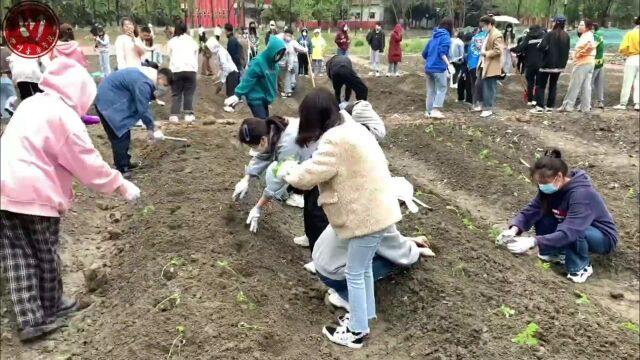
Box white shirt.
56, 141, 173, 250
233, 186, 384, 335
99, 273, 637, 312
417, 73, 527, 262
114, 34, 144, 69
168, 34, 199, 73
8, 54, 44, 83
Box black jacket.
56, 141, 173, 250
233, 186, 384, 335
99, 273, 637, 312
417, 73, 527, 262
366, 30, 385, 52
326, 55, 368, 103
227, 34, 243, 70
538, 29, 571, 71
513, 28, 545, 69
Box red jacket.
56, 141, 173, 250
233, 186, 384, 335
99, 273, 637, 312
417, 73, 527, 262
335, 23, 350, 51
388, 24, 403, 63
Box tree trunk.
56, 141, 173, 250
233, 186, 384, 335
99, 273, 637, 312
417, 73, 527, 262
516, 0, 522, 18
115, 0, 120, 23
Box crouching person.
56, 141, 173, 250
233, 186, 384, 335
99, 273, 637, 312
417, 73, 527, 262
0, 58, 141, 342
499, 149, 617, 283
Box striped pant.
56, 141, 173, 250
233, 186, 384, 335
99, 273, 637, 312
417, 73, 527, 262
0, 210, 62, 329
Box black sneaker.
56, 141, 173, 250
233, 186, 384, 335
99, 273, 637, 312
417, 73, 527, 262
18, 319, 65, 342
322, 324, 366, 349
56, 297, 80, 318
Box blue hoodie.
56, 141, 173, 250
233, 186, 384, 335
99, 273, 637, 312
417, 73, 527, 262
467, 31, 487, 70
511, 170, 618, 250
422, 28, 451, 74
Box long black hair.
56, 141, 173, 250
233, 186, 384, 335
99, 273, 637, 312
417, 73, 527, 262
239, 116, 289, 155
296, 88, 342, 147
504, 24, 515, 43
530, 149, 570, 212
249, 21, 258, 36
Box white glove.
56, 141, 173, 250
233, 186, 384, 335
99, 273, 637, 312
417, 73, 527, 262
339, 101, 350, 110
447, 63, 455, 77
232, 176, 250, 200
153, 130, 165, 141
246, 206, 261, 233
224, 95, 240, 107
156, 100, 166, 106
118, 180, 141, 201
507, 236, 537, 254
496, 226, 518, 245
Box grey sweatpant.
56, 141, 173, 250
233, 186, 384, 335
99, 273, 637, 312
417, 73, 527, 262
591, 67, 605, 104
560, 63, 594, 112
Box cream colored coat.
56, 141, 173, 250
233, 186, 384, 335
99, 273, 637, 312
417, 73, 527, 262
285, 117, 402, 240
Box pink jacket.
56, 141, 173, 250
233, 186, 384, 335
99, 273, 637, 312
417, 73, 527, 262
1, 58, 124, 217
51, 41, 88, 68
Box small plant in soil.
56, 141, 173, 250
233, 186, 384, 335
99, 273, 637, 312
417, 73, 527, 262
445, 205, 460, 217
142, 205, 155, 217
425, 124, 436, 138
575, 292, 591, 305
503, 165, 514, 176
238, 322, 264, 330
512, 322, 540, 347
161, 256, 185, 280
624, 188, 637, 204
452, 263, 466, 278
462, 218, 476, 230
167, 325, 186, 359
489, 228, 502, 244
236, 290, 257, 310
479, 149, 490, 160
216, 259, 239, 276
536, 260, 551, 271
498, 305, 516, 318
155, 293, 181, 311
518, 174, 532, 184
621, 322, 639, 334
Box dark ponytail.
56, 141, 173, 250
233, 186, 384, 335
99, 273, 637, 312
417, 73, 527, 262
265, 116, 289, 154
237, 117, 289, 155
530, 149, 569, 213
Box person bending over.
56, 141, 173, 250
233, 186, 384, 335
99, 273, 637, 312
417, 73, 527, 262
326, 55, 368, 106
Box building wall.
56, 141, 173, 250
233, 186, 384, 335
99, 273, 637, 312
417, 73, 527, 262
349, 5, 385, 22
188, 0, 238, 28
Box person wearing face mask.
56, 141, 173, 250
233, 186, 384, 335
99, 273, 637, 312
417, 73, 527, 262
278, 28, 308, 98
206, 38, 239, 100
477, 15, 504, 118
558, 19, 596, 113
387, 24, 404, 77
502, 24, 516, 75
248, 22, 260, 60
265, 20, 279, 47
335, 22, 350, 56
225, 36, 287, 118
224, 23, 243, 71
497, 149, 617, 284
233, 116, 305, 226
311, 28, 327, 77
366, 22, 385, 76
297, 28, 313, 77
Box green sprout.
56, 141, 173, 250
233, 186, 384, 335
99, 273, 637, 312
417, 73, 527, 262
621, 322, 639, 334
160, 256, 185, 280
236, 290, 257, 310
216, 259, 239, 276
167, 325, 186, 359
503, 165, 514, 176
498, 305, 516, 318
155, 293, 181, 311
489, 228, 502, 244
462, 218, 476, 230
518, 174, 532, 184
479, 149, 490, 160
575, 292, 591, 305
512, 322, 540, 347
452, 263, 466, 277
142, 205, 155, 217
536, 260, 551, 271
425, 124, 436, 138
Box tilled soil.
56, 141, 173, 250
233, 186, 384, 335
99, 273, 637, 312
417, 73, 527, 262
2, 57, 639, 359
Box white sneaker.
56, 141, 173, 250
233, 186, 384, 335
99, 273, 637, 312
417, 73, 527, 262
527, 101, 534, 106
567, 264, 593, 283
293, 235, 309, 247
480, 110, 493, 118
328, 292, 350, 311
450, 83, 458, 89
337, 313, 351, 326
322, 324, 366, 349
367, 72, 375, 76
544, 107, 553, 113
538, 253, 565, 264
394, 72, 401, 77
429, 109, 445, 119
612, 104, 627, 110
285, 193, 304, 208
375, 72, 380, 77
169, 115, 179, 123
385, 72, 391, 77
530, 106, 545, 114
303, 261, 316, 274
184, 114, 195, 123
223, 105, 235, 113
472, 105, 482, 112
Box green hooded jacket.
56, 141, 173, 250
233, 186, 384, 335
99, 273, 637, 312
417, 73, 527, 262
594, 30, 604, 69
235, 36, 285, 105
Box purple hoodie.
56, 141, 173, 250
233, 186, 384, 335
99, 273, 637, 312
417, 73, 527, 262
511, 170, 618, 249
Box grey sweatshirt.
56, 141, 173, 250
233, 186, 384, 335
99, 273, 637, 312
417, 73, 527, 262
246, 117, 301, 178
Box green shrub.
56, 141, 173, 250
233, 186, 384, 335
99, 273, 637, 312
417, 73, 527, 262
354, 39, 365, 47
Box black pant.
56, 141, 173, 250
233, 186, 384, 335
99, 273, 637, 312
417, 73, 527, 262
226, 71, 240, 97
332, 69, 368, 103
96, 106, 131, 173
525, 67, 539, 103
457, 67, 474, 104
298, 53, 309, 75
535, 72, 561, 109
170, 71, 197, 116
303, 187, 329, 252
16, 82, 42, 101
452, 61, 463, 84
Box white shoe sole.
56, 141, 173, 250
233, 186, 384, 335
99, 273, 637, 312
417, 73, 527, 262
322, 327, 363, 349
328, 292, 350, 311
303, 262, 316, 274
293, 235, 309, 247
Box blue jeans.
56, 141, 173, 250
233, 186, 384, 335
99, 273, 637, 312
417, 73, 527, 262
345, 227, 388, 333
0, 77, 16, 119
535, 215, 613, 273
98, 51, 111, 76
482, 77, 498, 110
425, 72, 448, 112
337, 49, 348, 56
247, 101, 269, 119
317, 255, 399, 303
285, 63, 299, 93
96, 106, 131, 173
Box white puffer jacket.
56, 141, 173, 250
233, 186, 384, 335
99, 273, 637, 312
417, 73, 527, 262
8, 54, 47, 83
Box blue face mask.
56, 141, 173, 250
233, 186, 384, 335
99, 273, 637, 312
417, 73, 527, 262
538, 179, 559, 194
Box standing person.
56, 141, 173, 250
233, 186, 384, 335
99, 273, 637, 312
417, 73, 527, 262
422, 18, 454, 119
248, 21, 260, 59
469, 28, 487, 111
502, 23, 516, 75
366, 22, 385, 76
0, 58, 141, 342
225, 23, 243, 71
198, 27, 213, 76
613, 16, 640, 111
335, 22, 350, 56
515, 29, 529, 75
311, 29, 327, 77
95, 66, 173, 178
297, 28, 313, 77
50, 23, 88, 69
237, 27, 251, 73
591, 24, 606, 109
498, 149, 617, 284
479, 15, 504, 118
7, 54, 43, 101
449, 31, 465, 88
531, 16, 570, 114
167, 22, 199, 124
283, 88, 402, 349
512, 24, 545, 107
265, 21, 278, 46
224, 36, 286, 118
558, 20, 596, 113
387, 24, 403, 77
140, 26, 162, 66
280, 29, 308, 97
206, 38, 239, 100
95, 26, 111, 76
115, 17, 145, 69
456, 32, 474, 104
326, 55, 368, 105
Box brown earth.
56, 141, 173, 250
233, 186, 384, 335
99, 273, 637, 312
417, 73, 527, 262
1, 55, 639, 359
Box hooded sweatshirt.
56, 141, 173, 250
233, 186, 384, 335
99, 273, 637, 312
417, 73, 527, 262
538, 29, 571, 73
1, 58, 124, 217
512, 26, 545, 69
206, 38, 238, 83
510, 170, 618, 250
51, 40, 88, 69
335, 23, 350, 51
234, 36, 286, 105
422, 28, 451, 73
311, 30, 326, 60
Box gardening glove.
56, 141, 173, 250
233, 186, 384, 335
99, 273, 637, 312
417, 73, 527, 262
156, 99, 166, 106
224, 95, 240, 107
496, 226, 519, 245
507, 236, 536, 254
118, 180, 141, 201
246, 206, 261, 233
153, 130, 165, 141
232, 176, 250, 201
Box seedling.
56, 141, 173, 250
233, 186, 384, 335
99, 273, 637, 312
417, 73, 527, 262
624, 188, 638, 204
167, 325, 186, 359
238, 322, 264, 330
503, 165, 514, 176
413, 226, 425, 236
216, 259, 239, 276
161, 256, 185, 280
621, 321, 639, 334
425, 124, 436, 138
479, 149, 490, 160
534, 152, 541, 160
498, 305, 516, 318
445, 205, 460, 217
518, 174, 532, 184
536, 260, 551, 271
452, 263, 466, 277
512, 322, 540, 347
236, 290, 257, 310
142, 205, 155, 217
155, 293, 181, 311
462, 218, 476, 230
575, 292, 590, 305
489, 228, 501, 243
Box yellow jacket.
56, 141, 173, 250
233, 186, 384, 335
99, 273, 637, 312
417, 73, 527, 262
311, 35, 326, 60
619, 27, 640, 57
